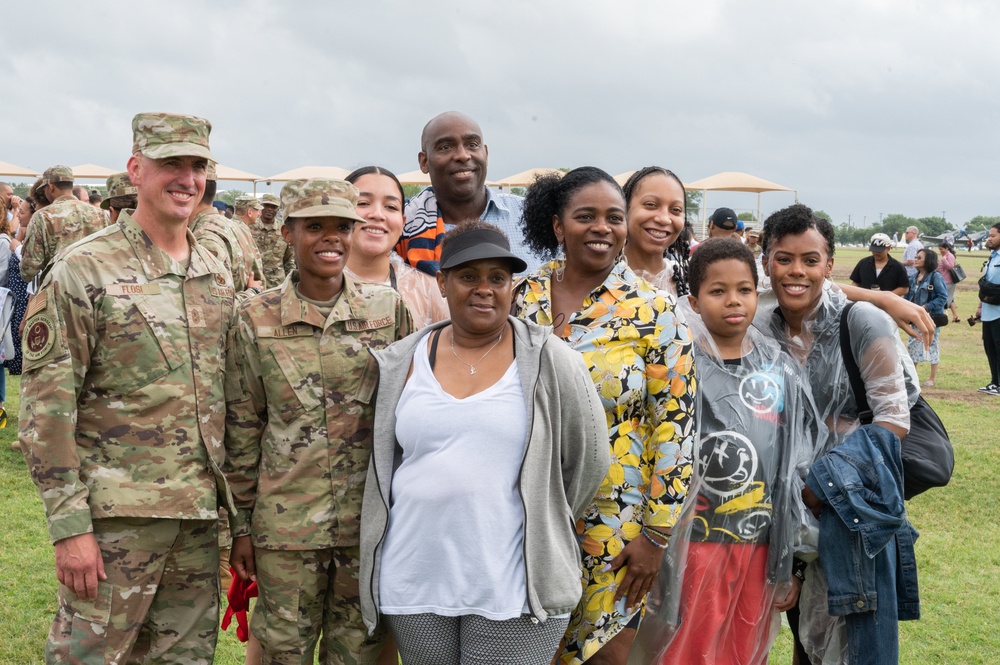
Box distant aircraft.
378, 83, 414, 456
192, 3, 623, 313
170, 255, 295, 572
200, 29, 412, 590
921, 229, 988, 248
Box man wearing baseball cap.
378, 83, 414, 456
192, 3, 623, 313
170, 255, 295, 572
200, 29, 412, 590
100, 171, 138, 223
707, 207, 738, 239
252, 191, 295, 288
20, 112, 238, 663
20, 164, 107, 282
849, 232, 910, 295
234, 194, 262, 226
225, 178, 412, 663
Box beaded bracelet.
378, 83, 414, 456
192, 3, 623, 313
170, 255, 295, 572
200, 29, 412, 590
641, 528, 669, 550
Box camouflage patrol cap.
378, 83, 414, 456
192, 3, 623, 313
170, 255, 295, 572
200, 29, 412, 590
100, 171, 137, 210
206, 161, 217, 181
40, 165, 74, 187
131, 112, 215, 161
235, 195, 263, 210
260, 193, 281, 207
280, 178, 366, 223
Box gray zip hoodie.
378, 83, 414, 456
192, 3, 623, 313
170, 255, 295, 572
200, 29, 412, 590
359, 316, 610, 632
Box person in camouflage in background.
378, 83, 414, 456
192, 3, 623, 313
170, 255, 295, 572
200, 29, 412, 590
230, 194, 265, 288
19, 112, 238, 664
100, 171, 138, 224
234, 193, 262, 226
20, 164, 108, 282
188, 162, 263, 300
225, 178, 413, 664
252, 191, 296, 288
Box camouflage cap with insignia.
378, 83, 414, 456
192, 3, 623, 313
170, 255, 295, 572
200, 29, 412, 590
206, 161, 217, 181
260, 193, 281, 207
131, 112, 214, 161
235, 195, 263, 210
280, 179, 366, 223
40, 165, 74, 187
100, 172, 137, 210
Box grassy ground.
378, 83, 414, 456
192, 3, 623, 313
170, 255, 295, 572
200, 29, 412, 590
2, 246, 998, 663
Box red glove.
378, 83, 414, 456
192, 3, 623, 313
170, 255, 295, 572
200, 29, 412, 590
221, 566, 258, 642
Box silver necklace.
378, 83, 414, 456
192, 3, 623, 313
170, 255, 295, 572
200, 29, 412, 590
450, 328, 504, 375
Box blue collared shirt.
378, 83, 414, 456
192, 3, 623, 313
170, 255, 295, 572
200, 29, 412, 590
983, 250, 1000, 322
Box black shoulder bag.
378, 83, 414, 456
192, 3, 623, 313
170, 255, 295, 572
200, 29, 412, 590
839, 302, 954, 500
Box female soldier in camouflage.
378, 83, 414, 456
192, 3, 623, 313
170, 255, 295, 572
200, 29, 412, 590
225, 178, 413, 664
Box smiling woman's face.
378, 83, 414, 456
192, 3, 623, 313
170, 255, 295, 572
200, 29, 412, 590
351, 173, 404, 259
764, 227, 833, 322
437, 258, 513, 336
554, 180, 627, 277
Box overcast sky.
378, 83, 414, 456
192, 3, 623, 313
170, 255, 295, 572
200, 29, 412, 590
2, 1, 996, 228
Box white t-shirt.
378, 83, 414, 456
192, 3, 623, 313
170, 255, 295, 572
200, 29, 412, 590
379, 334, 530, 619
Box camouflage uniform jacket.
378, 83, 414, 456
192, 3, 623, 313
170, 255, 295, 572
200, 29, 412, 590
228, 217, 264, 287
250, 219, 295, 289
224, 272, 413, 550
19, 211, 238, 544
20, 194, 108, 282
188, 207, 262, 305
190, 207, 246, 287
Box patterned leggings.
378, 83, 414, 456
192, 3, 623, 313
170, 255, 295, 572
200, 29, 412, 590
384, 613, 569, 665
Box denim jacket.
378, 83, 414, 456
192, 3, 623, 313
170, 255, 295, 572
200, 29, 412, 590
806, 424, 920, 620
907, 270, 947, 317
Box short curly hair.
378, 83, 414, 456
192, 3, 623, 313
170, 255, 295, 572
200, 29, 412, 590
688, 238, 758, 296
520, 166, 623, 258
760, 203, 835, 261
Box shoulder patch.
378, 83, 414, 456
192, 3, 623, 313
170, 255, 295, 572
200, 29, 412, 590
24, 315, 56, 361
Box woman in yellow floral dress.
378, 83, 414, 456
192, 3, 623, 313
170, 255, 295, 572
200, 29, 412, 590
513, 167, 697, 665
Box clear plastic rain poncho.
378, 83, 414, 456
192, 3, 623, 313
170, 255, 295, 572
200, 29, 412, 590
753, 282, 917, 664
630, 298, 820, 665
347, 252, 449, 329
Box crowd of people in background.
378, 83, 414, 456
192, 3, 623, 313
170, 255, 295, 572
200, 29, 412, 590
2, 108, 987, 665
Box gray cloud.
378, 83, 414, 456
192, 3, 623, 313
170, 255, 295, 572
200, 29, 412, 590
1, 0, 996, 227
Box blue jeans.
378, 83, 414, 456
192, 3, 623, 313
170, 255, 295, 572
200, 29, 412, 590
843, 535, 898, 665
0, 365, 6, 403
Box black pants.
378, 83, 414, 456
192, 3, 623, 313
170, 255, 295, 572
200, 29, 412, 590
983, 318, 1000, 385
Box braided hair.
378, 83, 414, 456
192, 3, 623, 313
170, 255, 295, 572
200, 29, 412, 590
622, 166, 691, 296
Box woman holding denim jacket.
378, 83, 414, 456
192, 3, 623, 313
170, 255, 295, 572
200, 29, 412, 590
755, 204, 921, 665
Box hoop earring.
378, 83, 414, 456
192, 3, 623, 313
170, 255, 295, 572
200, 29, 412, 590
554, 242, 566, 282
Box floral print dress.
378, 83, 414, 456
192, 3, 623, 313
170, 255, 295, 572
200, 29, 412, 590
513, 259, 697, 664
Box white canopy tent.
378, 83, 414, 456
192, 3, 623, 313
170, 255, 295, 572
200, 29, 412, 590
495, 168, 562, 188
685, 171, 796, 230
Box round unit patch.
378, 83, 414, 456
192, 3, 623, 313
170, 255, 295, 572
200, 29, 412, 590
24, 315, 56, 361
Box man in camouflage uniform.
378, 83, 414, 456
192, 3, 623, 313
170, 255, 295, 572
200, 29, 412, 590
225, 178, 412, 664
100, 171, 138, 224
230, 195, 265, 289
19, 112, 237, 664
234, 193, 262, 227
20, 165, 108, 283
252, 191, 295, 288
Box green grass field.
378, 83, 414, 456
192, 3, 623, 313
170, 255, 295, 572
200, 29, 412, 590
2, 246, 998, 663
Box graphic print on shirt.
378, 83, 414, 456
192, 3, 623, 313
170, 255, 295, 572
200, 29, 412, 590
694, 367, 785, 543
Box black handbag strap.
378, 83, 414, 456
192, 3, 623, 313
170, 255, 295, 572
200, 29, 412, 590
838, 302, 875, 425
